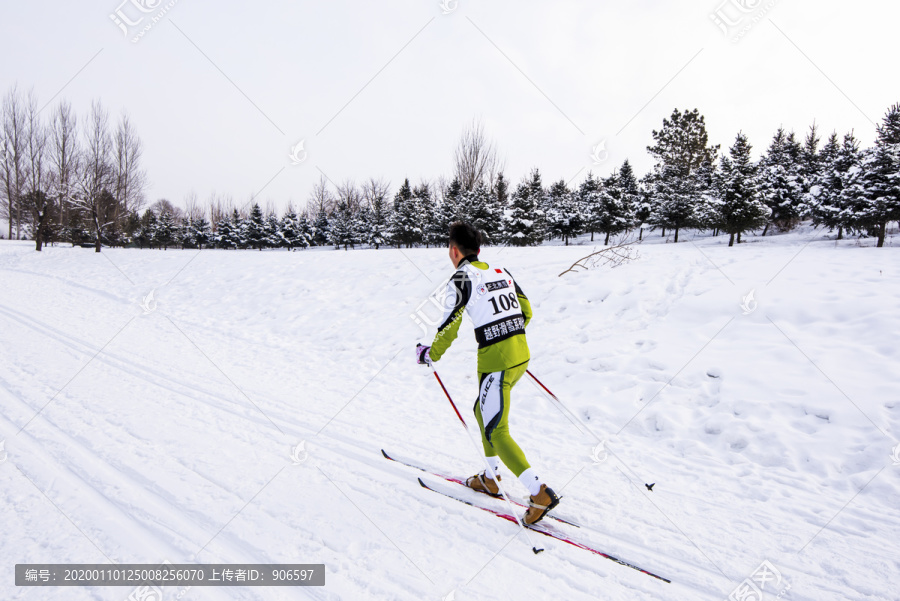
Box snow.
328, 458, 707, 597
1, 228, 898, 600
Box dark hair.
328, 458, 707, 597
449, 221, 482, 255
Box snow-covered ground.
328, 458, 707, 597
1, 227, 898, 601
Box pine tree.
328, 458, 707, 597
527, 169, 547, 242
545, 179, 581, 245
852, 104, 900, 246
179, 216, 192, 249
718, 132, 770, 246
646, 108, 720, 242
413, 182, 435, 247
503, 175, 541, 246
352, 204, 371, 248
280, 206, 301, 250
137, 209, 157, 249
389, 178, 420, 248
296, 212, 313, 249
634, 173, 654, 241
648, 163, 698, 242
217, 209, 243, 249
156, 211, 176, 250
798, 123, 821, 218
460, 181, 495, 244
367, 192, 390, 249
327, 200, 354, 250
431, 179, 462, 246
758, 127, 804, 234
689, 157, 720, 234
806, 132, 843, 237
192, 216, 212, 249
491, 173, 509, 243
596, 170, 634, 244
244, 203, 267, 250
265, 211, 282, 249
578, 172, 602, 241
312, 207, 329, 247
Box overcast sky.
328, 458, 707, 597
1, 1, 896, 213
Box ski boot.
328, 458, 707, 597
524, 484, 560, 525
466, 471, 501, 497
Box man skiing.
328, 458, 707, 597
416, 221, 559, 525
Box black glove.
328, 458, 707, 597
416, 343, 433, 366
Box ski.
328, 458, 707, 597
418, 477, 671, 584
381, 449, 580, 528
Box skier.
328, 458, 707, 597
416, 221, 559, 525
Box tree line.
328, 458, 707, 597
4, 87, 898, 251
1, 86, 147, 251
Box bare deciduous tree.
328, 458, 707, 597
335, 179, 361, 212
307, 174, 334, 215
207, 191, 233, 229
454, 117, 504, 193
1, 85, 27, 239
50, 100, 79, 235
75, 100, 115, 252
113, 112, 147, 221
22, 90, 50, 250
362, 177, 390, 209
150, 198, 181, 219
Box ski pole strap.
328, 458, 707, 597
431, 368, 467, 427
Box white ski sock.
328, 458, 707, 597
518, 468, 543, 496
485, 456, 501, 478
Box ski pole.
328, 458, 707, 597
526, 368, 592, 437
527, 369, 657, 492
430, 365, 545, 554
526, 369, 560, 402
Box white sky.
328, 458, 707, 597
1, 1, 896, 213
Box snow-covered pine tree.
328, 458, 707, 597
244, 203, 267, 250
413, 182, 434, 247
389, 178, 420, 248
365, 187, 391, 249
279, 207, 299, 250
179, 216, 192, 249
460, 181, 495, 244
296, 212, 313, 249
691, 157, 722, 235
758, 127, 804, 234
634, 173, 654, 241
545, 179, 581, 245
192, 216, 212, 249
648, 163, 698, 242
265, 211, 282, 249
503, 174, 541, 246
618, 159, 640, 220
491, 173, 509, 243
596, 170, 634, 245
851, 103, 900, 247
646, 108, 720, 242
527, 169, 547, 242
351, 203, 371, 249
578, 172, 602, 241
327, 200, 354, 250
137, 209, 157, 249
718, 132, 770, 246
312, 207, 329, 247
806, 132, 844, 238
156, 211, 177, 250
797, 123, 821, 219
430, 178, 462, 246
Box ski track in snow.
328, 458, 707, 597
1, 230, 898, 601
